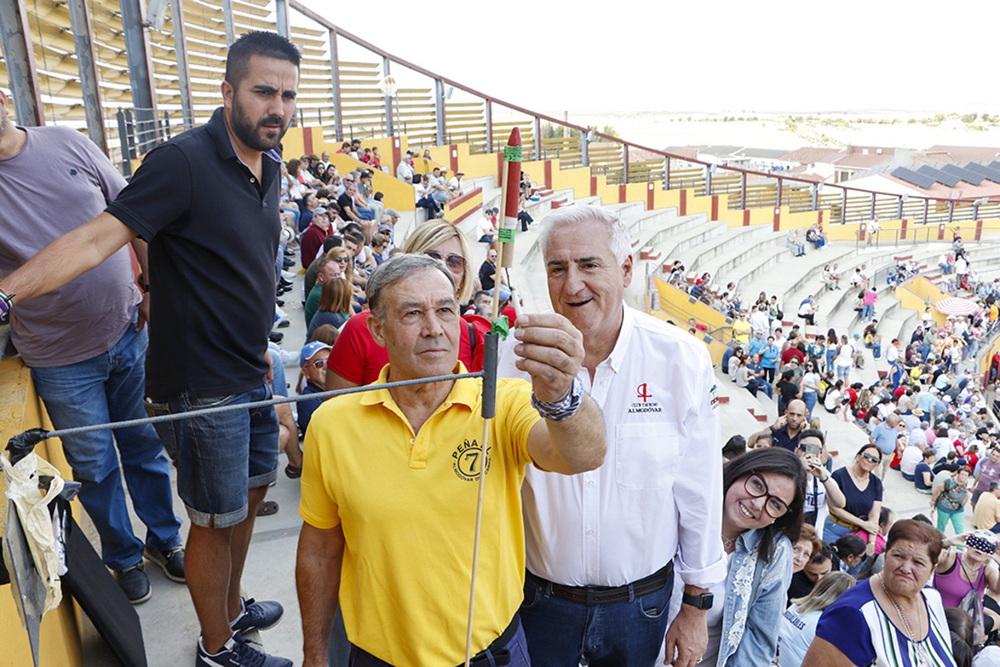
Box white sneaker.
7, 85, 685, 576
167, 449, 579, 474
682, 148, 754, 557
281, 270, 297, 281
279, 350, 299, 366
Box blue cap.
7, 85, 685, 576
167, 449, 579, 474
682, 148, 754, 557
300, 341, 331, 367
489, 285, 512, 302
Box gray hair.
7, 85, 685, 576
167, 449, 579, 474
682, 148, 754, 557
791, 571, 854, 615
366, 254, 455, 319
538, 205, 631, 264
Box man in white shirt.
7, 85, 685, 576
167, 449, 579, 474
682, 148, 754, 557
395, 150, 415, 182
499, 206, 726, 666
749, 304, 770, 337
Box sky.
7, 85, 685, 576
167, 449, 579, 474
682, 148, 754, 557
297, 0, 1000, 116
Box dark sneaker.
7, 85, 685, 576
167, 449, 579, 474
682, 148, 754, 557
196, 632, 292, 667
115, 562, 151, 604
230, 597, 283, 634
144, 545, 185, 583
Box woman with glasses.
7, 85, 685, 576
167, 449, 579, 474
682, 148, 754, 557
682, 448, 805, 666
931, 465, 972, 535
824, 445, 884, 548
800, 362, 822, 418
325, 221, 488, 391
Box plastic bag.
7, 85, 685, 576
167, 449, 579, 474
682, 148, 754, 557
2, 450, 65, 613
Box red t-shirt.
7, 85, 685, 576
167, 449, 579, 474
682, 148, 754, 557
781, 348, 805, 364
299, 224, 329, 269
847, 387, 859, 408
327, 311, 488, 385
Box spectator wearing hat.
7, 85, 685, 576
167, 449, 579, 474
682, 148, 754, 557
297, 341, 331, 435
300, 206, 331, 269
448, 171, 465, 196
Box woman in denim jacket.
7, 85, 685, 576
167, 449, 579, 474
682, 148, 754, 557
706, 448, 806, 666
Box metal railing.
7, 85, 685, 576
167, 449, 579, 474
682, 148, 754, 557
853, 226, 982, 250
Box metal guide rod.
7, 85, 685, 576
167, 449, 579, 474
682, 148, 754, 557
34, 371, 485, 442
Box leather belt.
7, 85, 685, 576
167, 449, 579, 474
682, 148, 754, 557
525, 562, 673, 606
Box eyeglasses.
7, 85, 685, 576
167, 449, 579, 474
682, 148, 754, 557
743, 472, 791, 519
861, 452, 881, 464
424, 250, 466, 271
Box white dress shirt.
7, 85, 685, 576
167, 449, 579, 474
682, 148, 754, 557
498, 305, 727, 588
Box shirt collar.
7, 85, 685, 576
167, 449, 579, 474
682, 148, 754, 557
359, 361, 477, 410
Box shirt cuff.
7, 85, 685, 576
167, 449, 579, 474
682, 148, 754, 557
674, 552, 728, 590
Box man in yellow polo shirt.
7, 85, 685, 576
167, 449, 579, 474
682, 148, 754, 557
296, 254, 606, 667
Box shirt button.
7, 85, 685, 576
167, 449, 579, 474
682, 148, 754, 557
586, 529, 595, 535
586, 480, 595, 487
250, 177, 256, 183
410, 438, 415, 444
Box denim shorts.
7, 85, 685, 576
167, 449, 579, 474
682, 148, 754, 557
146, 383, 279, 528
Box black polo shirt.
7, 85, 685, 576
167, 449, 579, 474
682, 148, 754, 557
107, 107, 281, 397
772, 425, 801, 452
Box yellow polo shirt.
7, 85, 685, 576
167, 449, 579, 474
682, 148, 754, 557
974, 491, 1000, 531
300, 363, 540, 667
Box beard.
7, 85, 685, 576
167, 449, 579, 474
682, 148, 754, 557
229, 94, 288, 152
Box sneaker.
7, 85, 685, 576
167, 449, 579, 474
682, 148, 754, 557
115, 562, 151, 604
278, 349, 299, 366
231, 597, 284, 634
196, 632, 291, 667
144, 546, 185, 583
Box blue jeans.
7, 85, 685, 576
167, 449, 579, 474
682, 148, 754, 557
865, 342, 881, 358
347, 617, 529, 666
861, 304, 874, 321
803, 391, 817, 417
520, 568, 673, 666
823, 516, 854, 543
30, 315, 182, 570
146, 383, 278, 528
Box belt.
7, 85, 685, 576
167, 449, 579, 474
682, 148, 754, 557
525, 562, 673, 606
831, 517, 859, 530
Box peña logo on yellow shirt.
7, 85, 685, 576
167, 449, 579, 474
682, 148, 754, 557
452, 439, 492, 481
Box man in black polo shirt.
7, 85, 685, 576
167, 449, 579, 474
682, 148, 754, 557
747, 398, 808, 451
0, 31, 299, 667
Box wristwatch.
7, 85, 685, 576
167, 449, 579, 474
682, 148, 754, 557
682, 591, 714, 610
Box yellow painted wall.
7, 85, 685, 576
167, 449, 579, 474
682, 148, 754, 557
782, 209, 821, 229
0, 358, 83, 667
327, 153, 415, 211
444, 188, 483, 224
652, 187, 682, 212
649, 308, 729, 364
550, 162, 592, 200
894, 276, 947, 326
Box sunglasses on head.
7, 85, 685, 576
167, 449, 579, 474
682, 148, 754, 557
424, 250, 466, 271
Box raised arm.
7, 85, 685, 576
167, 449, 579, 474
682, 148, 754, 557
516, 313, 606, 474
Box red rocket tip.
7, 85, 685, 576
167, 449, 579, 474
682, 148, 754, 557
508, 127, 521, 146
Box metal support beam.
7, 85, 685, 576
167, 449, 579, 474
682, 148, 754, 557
897, 196, 904, 220
923, 198, 929, 225
948, 200, 955, 225
0, 0, 44, 126
842, 189, 848, 225
222, 0, 235, 45
329, 29, 342, 141
381, 57, 394, 137
118, 0, 159, 152
484, 101, 492, 153
870, 192, 876, 220
533, 117, 540, 161
66, 0, 108, 152
740, 172, 746, 208
581, 135, 589, 168
704, 165, 711, 195
776, 178, 783, 208
811, 184, 819, 211
664, 157, 671, 190
623, 145, 629, 185
434, 79, 445, 146
169, 0, 194, 129
275, 0, 289, 38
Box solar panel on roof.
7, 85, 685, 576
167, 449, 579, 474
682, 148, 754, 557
916, 165, 961, 187
989, 161, 1000, 171
966, 163, 1000, 184
892, 167, 937, 189
941, 163, 985, 185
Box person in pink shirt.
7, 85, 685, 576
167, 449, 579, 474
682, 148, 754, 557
861, 288, 878, 322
